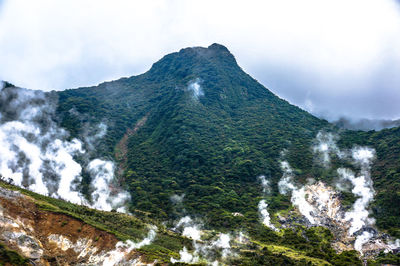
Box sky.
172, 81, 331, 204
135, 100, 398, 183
0, 0, 400, 121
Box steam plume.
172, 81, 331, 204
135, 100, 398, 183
98, 226, 157, 265
171, 216, 234, 264
278, 161, 316, 224
170, 247, 199, 264
258, 175, 270, 194
279, 132, 385, 253
0, 86, 84, 203
175, 216, 202, 241
88, 159, 130, 212
354, 231, 373, 254
257, 175, 277, 230
170, 194, 185, 204
0, 85, 129, 211
188, 78, 204, 100
312, 132, 342, 167
258, 200, 276, 230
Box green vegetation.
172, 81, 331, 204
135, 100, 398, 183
0, 243, 28, 266
49, 44, 400, 263
367, 251, 400, 265
0, 181, 189, 263
0, 180, 363, 265
56, 44, 331, 229
246, 224, 362, 265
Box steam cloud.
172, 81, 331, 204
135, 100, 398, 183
171, 216, 234, 264
278, 161, 316, 224
187, 78, 204, 100
98, 226, 157, 265
170, 193, 185, 205
0, 85, 129, 211
257, 175, 277, 230
278, 132, 393, 253
354, 231, 373, 255
312, 132, 343, 167
88, 159, 130, 212
316, 134, 377, 249
339, 147, 376, 236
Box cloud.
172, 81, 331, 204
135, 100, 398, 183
0, 0, 400, 119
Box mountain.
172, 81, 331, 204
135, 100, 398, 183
56, 44, 330, 223
1, 44, 400, 265
56, 44, 400, 234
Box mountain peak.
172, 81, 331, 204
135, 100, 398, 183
0, 80, 16, 89
177, 43, 235, 62
178, 43, 231, 55
208, 42, 231, 52
146, 43, 239, 81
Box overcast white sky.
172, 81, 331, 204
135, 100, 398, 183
1, 0, 400, 120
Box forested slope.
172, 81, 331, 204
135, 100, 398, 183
55, 44, 400, 238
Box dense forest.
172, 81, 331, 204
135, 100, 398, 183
49, 44, 400, 265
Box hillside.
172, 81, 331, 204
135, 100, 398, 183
56, 44, 331, 225
1, 180, 378, 265
55, 44, 399, 235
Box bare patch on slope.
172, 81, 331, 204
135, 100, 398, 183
0, 186, 150, 265
115, 113, 149, 174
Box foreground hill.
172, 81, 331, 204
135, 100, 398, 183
1, 180, 372, 265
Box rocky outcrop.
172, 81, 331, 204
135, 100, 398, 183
278, 182, 397, 258
0, 186, 151, 265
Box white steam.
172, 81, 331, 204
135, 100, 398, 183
99, 226, 157, 265
258, 175, 270, 194
312, 133, 377, 240
257, 175, 277, 230
0, 86, 84, 204
279, 132, 383, 253
258, 200, 276, 230
0, 85, 129, 212
278, 161, 297, 195
313, 132, 343, 167
278, 161, 316, 224
170, 247, 199, 264
212, 233, 232, 258
354, 231, 373, 255
88, 159, 130, 212
170, 194, 185, 204
83, 122, 107, 152
175, 216, 202, 241
171, 216, 234, 264
388, 239, 400, 250
340, 147, 375, 235
188, 78, 204, 100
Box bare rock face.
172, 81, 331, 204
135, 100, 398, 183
279, 182, 397, 258
0, 186, 151, 265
